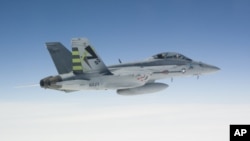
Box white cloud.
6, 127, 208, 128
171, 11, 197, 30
0, 102, 250, 141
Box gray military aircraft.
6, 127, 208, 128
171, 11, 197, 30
40, 38, 219, 95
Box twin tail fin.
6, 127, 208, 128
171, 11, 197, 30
71, 38, 112, 75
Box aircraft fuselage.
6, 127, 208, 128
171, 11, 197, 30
40, 38, 219, 95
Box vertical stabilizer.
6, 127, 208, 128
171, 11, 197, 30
46, 42, 72, 74
71, 38, 112, 75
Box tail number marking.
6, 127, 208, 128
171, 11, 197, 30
84, 46, 101, 67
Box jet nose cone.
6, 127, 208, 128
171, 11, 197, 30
199, 62, 220, 74
209, 65, 220, 72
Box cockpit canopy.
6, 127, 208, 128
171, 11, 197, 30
152, 52, 192, 61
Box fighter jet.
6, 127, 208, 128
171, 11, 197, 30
40, 38, 219, 95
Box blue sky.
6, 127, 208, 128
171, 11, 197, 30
0, 0, 250, 141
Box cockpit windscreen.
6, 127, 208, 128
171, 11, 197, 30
152, 52, 192, 61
